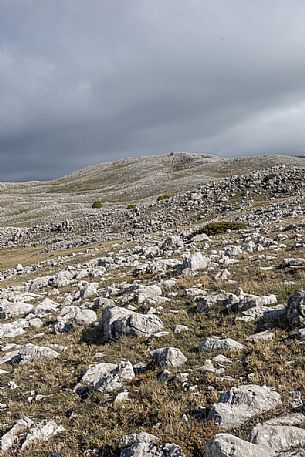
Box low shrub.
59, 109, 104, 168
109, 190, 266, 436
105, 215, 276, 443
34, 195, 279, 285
157, 194, 170, 202
127, 204, 137, 209
188, 221, 247, 239
92, 200, 102, 209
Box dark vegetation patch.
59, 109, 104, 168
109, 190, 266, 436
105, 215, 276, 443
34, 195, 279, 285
91, 201, 102, 209
187, 221, 248, 239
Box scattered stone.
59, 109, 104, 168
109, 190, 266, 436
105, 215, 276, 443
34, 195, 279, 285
161, 235, 183, 251
199, 337, 244, 352
0, 301, 33, 319
29, 276, 51, 291
236, 294, 277, 312
0, 319, 30, 339
250, 419, 305, 453
114, 390, 129, 405
79, 282, 99, 299
49, 270, 74, 288
281, 258, 305, 268
208, 384, 282, 429
33, 298, 61, 317
182, 252, 210, 272
135, 285, 163, 304
0, 343, 59, 365
119, 432, 185, 457
21, 419, 65, 450
55, 306, 97, 332
204, 433, 275, 457
100, 305, 164, 340
76, 361, 135, 393
297, 328, 305, 339
213, 355, 232, 366
247, 330, 275, 342
215, 269, 231, 280
201, 359, 217, 373
289, 391, 303, 410
1, 416, 33, 452
174, 324, 189, 334
196, 293, 228, 313
150, 347, 187, 368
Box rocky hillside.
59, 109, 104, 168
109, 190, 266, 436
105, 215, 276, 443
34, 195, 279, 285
0, 154, 304, 456
0, 151, 304, 228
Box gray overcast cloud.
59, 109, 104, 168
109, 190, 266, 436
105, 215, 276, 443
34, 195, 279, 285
1, 0, 305, 181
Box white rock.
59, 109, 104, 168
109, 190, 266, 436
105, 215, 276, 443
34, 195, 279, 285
208, 384, 282, 429
33, 298, 60, 317
250, 421, 305, 453
205, 433, 275, 457
150, 347, 187, 368
100, 305, 164, 340
0, 318, 29, 339
247, 330, 275, 342
119, 432, 185, 457
201, 359, 216, 373
114, 390, 129, 405
199, 337, 244, 352
182, 252, 210, 272
174, 325, 189, 334
215, 269, 231, 280
77, 361, 135, 393
135, 285, 162, 304
79, 282, 99, 299
56, 306, 97, 332
0, 343, 59, 365
0, 301, 34, 319
1, 417, 33, 451
29, 276, 51, 291
21, 419, 65, 450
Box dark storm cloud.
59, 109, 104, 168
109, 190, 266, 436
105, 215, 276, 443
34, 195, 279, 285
1, 0, 305, 181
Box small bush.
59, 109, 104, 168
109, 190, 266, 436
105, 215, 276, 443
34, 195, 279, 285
92, 200, 102, 209
188, 221, 247, 239
157, 194, 170, 202
127, 204, 137, 210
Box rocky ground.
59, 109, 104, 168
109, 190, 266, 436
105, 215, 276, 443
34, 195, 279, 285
0, 153, 304, 456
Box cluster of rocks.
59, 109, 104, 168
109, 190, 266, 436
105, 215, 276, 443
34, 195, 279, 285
0, 162, 304, 455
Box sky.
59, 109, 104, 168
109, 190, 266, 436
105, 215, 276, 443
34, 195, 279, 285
1, 0, 305, 181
